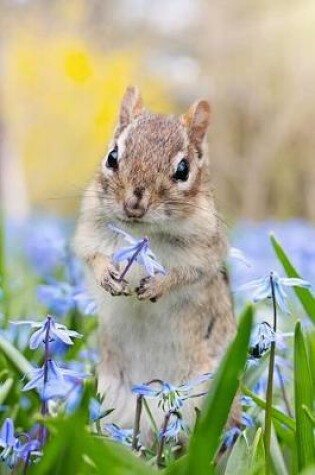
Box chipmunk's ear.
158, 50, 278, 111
181, 100, 211, 147
119, 86, 143, 128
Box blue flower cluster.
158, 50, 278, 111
2, 215, 315, 461
0, 418, 40, 468
24, 217, 96, 317
22, 317, 88, 405
132, 374, 212, 412
2, 315, 88, 469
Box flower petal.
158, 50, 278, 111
131, 384, 159, 397
107, 224, 137, 245
274, 282, 290, 314
29, 328, 46, 350
280, 278, 312, 289
112, 245, 140, 263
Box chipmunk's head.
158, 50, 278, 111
99, 86, 212, 227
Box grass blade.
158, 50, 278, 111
33, 408, 157, 475
241, 385, 296, 431
270, 234, 315, 324
0, 377, 13, 404
294, 321, 315, 470
0, 334, 33, 376
270, 424, 289, 475
184, 305, 253, 475
225, 434, 250, 475
250, 428, 265, 475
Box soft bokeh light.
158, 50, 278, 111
1, 0, 315, 220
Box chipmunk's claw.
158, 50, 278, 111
135, 276, 163, 302
100, 266, 130, 296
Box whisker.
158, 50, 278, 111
158, 200, 231, 229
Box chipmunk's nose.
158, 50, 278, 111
124, 188, 146, 218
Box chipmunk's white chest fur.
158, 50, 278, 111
89, 229, 197, 378
84, 226, 212, 429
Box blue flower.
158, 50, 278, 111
132, 382, 187, 411
223, 426, 241, 448
160, 414, 189, 441
24, 218, 67, 277
249, 322, 294, 360
105, 424, 133, 446
14, 439, 41, 462
108, 224, 166, 277
249, 322, 275, 358
37, 282, 96, 316
240, 395, 254, 407
241, 412, 254, 428
0, 419, 40, 468
12, 316, 82, 349
0, 419, 18, 464
222, 415, 254, 449
63, 381, 84, 414
79, 348, 100, 365
23, 360, 88, 401
238, 271, 311, 314
89, 398, 103, 422
132, 374, 212, 412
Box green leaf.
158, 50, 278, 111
0, 334, 33, 376
294, 321, 315, 470
306, 329, 315, 393
225, 434, 250, 475
302, 405, 315, 426
270, 234, 315, 324
33, 414, 157, 475
32, 416, 89, 475
270, 424, 289, 475
184, 305, 253, 475
32, 386, 156, 475
0, 377, 13, 404
241, 385, 296, 431
163, 455, 186, 475
86, 436, 158, 475
300, 466, 315, 475
249, 428, 265, 475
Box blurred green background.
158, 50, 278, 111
1, 0, 315, 221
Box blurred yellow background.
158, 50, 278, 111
1, 0, 315, 220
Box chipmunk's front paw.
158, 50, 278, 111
100, 265, 130, 297
135, 275, 165, 302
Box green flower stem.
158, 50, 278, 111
143, 398, 159, 434
39, 316, 52, 448
156, 411, 171, 469
22, 451, 31, 475
264, 272, 277, 474
132, 395, 143, 451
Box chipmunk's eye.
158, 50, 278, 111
106, 146, 119, 171
173, 158, 189, 182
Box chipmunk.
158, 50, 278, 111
74, 86, 237, 438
